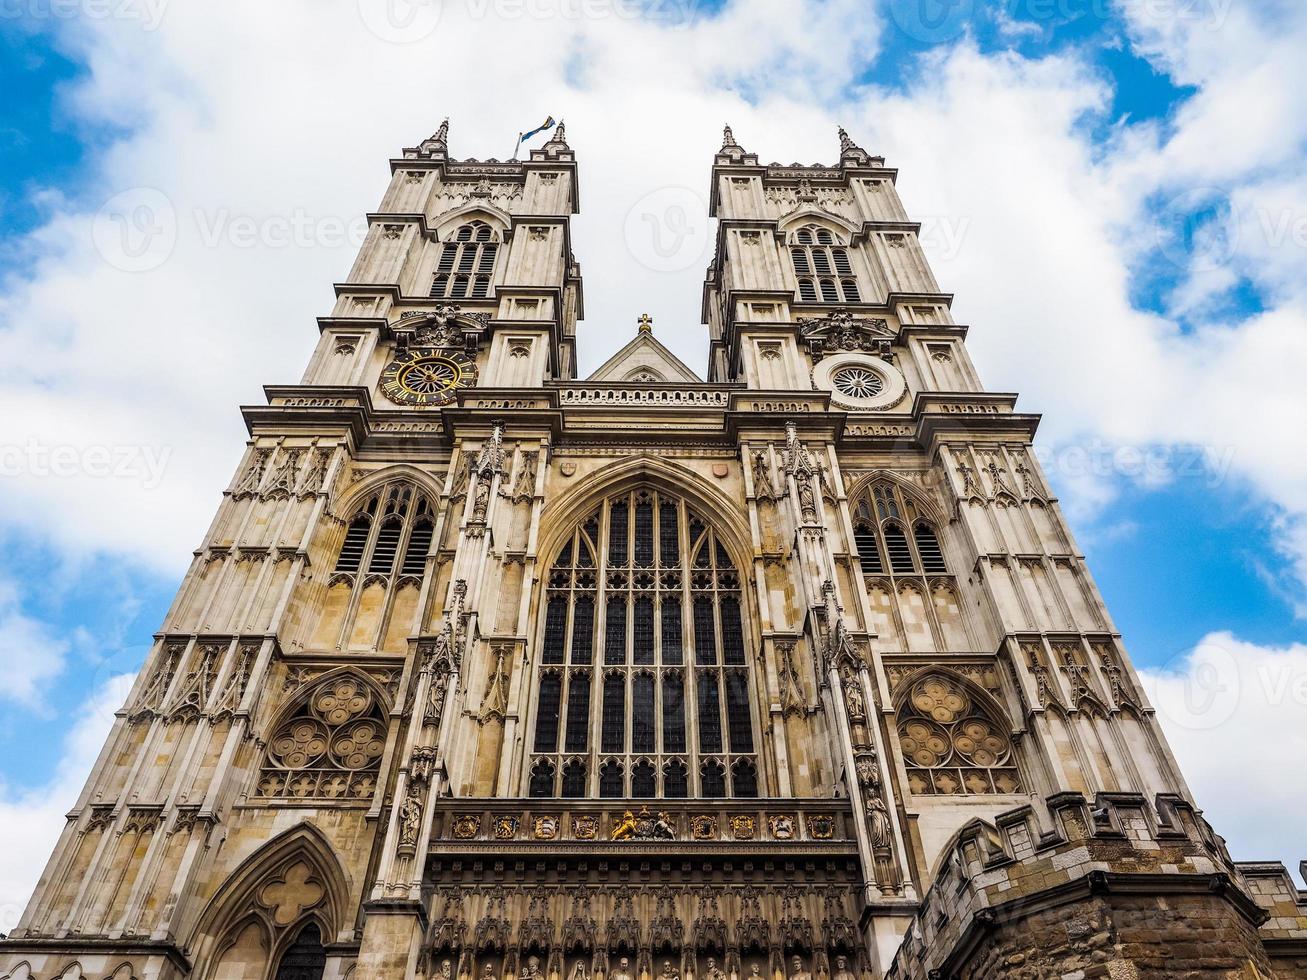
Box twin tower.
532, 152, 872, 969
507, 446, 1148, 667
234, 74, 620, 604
2, 122, 1304, 980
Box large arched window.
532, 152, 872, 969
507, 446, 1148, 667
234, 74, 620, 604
851, 481, 947, 576
530, 489, 759, 799
895, 673, 1021, 795
430, 220, 498, 299
790, 225, 861, 304
332, 481, 434, 582
275, 921, 327, 980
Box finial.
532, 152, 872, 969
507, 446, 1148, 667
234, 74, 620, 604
722, 124, 737, 149
637, 313, 653, 334
432, 118, 449, 146
554, 120, 566, 143
838, 126, 853, 152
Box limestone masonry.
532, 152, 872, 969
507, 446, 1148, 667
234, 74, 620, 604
2, 121, 1303, 980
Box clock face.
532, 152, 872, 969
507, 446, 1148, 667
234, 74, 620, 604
379, 349, 475, 406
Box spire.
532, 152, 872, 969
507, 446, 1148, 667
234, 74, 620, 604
637, 313, 653, 334
837, 125, 871, 166
721, 124, 738, 150
418, 118, 450, 159
542, 119, 569, 149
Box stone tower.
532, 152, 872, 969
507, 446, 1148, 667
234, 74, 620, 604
2, 122, 1303, 980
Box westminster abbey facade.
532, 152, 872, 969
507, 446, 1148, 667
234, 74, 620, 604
3, 122, 1304, 980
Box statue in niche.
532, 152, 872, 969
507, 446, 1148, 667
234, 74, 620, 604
481, 964, 499, 980
659, 961, 680, 980
611, 958, 634, 980
520, 956, 543, 980
788, 956, 811, 980
831, 956, 856, 980
746, 965, 764, 980
702, 958, 727, 980
841, 667, 866, 724
566, 961, 590, 980
438, 961, 453, 980
866, 794, 892, 849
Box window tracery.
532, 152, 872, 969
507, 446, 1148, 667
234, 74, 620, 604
895, 673, 1020, 795
431, 220, 499, 300
255, 675, 387, 802
851, 481, 946, 577
332, 481, 435, 585
790, 225, 861, 304
530, 489, 759, 798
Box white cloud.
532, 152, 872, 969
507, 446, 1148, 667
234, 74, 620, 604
0, 673, 133, 933
0, 581, 69, 710
1141, 632, 1307, 880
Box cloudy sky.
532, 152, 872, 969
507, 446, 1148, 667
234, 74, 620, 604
0, 0, 1305, 925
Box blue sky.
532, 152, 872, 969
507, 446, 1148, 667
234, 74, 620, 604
0, 0, 1305, 914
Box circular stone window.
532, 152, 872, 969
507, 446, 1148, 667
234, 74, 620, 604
832, 365, 885, 400
813, 353, 907, 411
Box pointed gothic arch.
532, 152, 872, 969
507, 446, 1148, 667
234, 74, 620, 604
528, 461, 763, 799
190, 823, 351, 980
251, 668, 391, 803
891, 668, 1022, 797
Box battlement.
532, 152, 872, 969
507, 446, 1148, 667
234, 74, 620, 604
885, 793, 1288, 980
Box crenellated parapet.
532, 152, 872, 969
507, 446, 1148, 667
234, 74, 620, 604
885, 793, 1279, 980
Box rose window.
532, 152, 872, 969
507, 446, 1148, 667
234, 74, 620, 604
832, 366, 885, 400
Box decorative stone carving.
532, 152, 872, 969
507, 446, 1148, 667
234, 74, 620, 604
796, 311, 894, 363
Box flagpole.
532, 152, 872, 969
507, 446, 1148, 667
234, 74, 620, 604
512, 132, 524, 161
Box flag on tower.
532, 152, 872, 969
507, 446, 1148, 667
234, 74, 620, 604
520, 116, 557, 143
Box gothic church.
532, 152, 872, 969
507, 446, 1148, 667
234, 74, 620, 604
2, 121, 1304, 980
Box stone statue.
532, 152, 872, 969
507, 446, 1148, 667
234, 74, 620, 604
788, 955, 811, 980
842, 668, 866, 723
481, 964, 498, 980
702, 957, 727, 980
831, 955, 856, 980
439, 961, 453, 980
611, 958, 634, 980
398, 789, 422, 847
747, 965, 763, 980
520, 955, 543, 979
566, 961, 589, 980
659, 961, 680, 980
867, 794, 892, 849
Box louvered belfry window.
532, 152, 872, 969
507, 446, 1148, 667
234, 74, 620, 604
529, 489, 760, 798
331, 482, 435, 582
430, 221, 498, 299
850, 480, 948, 578
791, 224, 862, 304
